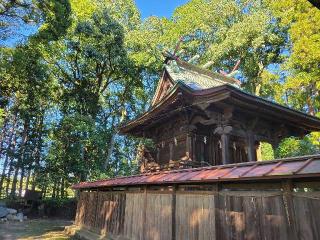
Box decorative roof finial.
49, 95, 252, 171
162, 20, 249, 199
163, 36, 184, 64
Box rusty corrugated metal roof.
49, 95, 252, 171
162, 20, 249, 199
72, 155, 320, 190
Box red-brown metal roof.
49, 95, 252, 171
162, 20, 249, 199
72, 155, 320, 190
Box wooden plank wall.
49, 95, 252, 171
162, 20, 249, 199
124, 193, 144, 240
74, 191, 126, 237
145, 193, 173, 240
74, 182, 320, 240
293, 192, 320, 240
175, 194, 215, 240
216, 192, 289, 240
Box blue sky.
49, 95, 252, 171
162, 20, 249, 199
2, 0, 190, 46
135, 0, 190, 19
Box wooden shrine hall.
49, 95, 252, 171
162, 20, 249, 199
72, 55, 320, 240
119, 56, 320, 173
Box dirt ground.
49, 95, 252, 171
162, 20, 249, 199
0, 219, 73, 240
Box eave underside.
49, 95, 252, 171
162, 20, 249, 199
119, 85, 320, 137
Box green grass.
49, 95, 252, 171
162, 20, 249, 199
0, 219, 73, 240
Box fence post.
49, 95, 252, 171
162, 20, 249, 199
142, 185, 147, 240
172, 184, 177, 240
282, 180, 298, 240
213, 183, 220, 240
94, 189, 99, 230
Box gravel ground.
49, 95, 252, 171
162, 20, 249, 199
0, 219, 73, 240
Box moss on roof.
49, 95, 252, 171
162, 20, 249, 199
165, 59, 240, 90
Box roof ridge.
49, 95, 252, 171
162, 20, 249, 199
175, 59, 240, 85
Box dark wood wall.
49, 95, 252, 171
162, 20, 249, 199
75, 180, 320, 240
141, 109, 265, 171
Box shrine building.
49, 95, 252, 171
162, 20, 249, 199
71, 55, 320, 240
119, 56, 320, 172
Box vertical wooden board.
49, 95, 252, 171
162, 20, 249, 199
260, 195, 289, 240
227, 195, 245, 240
241, 196, 262, 240
85, 192, 98, 229
217, 194, 263, 240
217, 195, 246, 240
175, 194, 215, 240
293, 194, 320, 240
83, 192, 91, 228
94, 192, 105, 231
124, 193, 144, 240
75, 191, 86, 226
145, 193, 173, 240
101, 192, 126, 236
217, 192, 290, 240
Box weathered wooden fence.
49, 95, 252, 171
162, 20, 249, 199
75, 180, 320, 240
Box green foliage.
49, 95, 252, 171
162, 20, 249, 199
275, 137, 318, 159
261, 142, 274, 161
35, 0, 72, 42
0, 0, 320, 199
0, 0, 72, 44
128, 0, 287, 97
269, 0, 320, 115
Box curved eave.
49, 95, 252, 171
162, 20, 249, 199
191, 84, 320, 132
119, 82, 194, 136
228, 85, 320, 131
120, 84, 320, 136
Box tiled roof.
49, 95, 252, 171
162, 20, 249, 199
73, 155, 320, 189
165, 59, 240, 90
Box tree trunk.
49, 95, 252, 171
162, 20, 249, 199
104, 115, 120, 169
11, 167, 20, 197
4, 128, 18, 198
42, 185, 47, 199
18, 167, 25, 197
0, 115, 9, 155
55, 181, 60, 198
0, 114, 17, 195
32, 112, 44, 191
52, 181, 57, 198
25, 166, 32, 192
5, 149, 16, 198
60, 178, 64, 198
104, 131, 116, 169
11, 119, 29, 197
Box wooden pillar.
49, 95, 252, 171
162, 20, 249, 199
221, 133, 230, 165
210, 135, 216, 165
215, 124, 232, 165
192, 134, 196, 162
186, 134, 192, 160
169, 142, 173, 161
271, 140, 280, 155
247, 132, 256, 162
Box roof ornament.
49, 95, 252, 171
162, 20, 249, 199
219, 59, 241, 78
188, 54, 200, 64
202, 61, 214, 69
163, 36, 184, 64
218, 59, 241, 86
